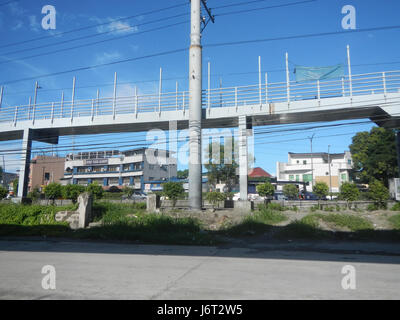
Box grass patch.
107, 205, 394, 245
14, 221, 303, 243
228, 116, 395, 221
222, 208, 287, 236
391, 202, 400, 212
389, 214, 400, 229
311, 213, 373, 231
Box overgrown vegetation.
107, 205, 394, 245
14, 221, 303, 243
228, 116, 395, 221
368, 180, 390, 209
205, 192, 226, 209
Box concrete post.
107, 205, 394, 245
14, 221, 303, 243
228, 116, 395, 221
17, 128, 33, 198
238, 116, 249, 201
188, 0, 202, 210
396, 130, 400, 173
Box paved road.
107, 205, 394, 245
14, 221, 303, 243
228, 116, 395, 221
0, 239, 399, 299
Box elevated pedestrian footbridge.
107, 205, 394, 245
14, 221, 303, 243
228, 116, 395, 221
0, 70, 399, 141
0, 69, 399, 197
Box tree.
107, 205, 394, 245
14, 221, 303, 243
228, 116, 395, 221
349, 127, 398, 187
177, 169, 189, 179
27, 187, 41, 202
205, 191, 226, 210
313, 182, 329, 209
44, 183, 62, 202
368, 180, 390, 209
204, 141, 239, 192
257, 182, 275, 203
340, 182, 360, 209
13, 178, 18, 194
162, 182, 184, 207
0, 186, 7, 199
62, 184, 85, 203
283, 184, 298, 200
122, 186, 134, 198
86, 182, 103, 200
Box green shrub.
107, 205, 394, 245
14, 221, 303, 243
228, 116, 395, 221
205, 191, 226, 209
44, 183, 62, 200
313, 182, 329, 200
0, 186, 8, 199
390, 202, 400, 212
62, 184, 85, 202
27, 187, 41, 201
367, 203, 378, 211
340, 182, 360, 208
162, 182, 184, 207
282, 184, 298, 200
324, 206, 334, 212
86, 182, 104, 200
368, 180, 390, 209
256, 182, 275, 200
122, 186, 134, 198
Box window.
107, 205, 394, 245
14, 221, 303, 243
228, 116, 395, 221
341, 173, 347, 181
303, 174, 312, 182
44, 172, 50, 180
289, 175, 294, 181
303, 160, 307, 165
108, 165, 119, 172
348, 159, 351, 165
296, 160, 299, 164
296, 175, 300, 182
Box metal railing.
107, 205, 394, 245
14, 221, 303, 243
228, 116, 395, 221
1, 70, 399, 125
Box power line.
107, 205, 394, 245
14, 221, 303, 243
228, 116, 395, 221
204, 25, 400, 48
0, 2, 188, 49
1, 12, 189, 57
0, 20, 189, 66
214, 0, 317, 17
0, 47, 188, 85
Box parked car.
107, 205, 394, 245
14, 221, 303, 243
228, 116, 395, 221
122, 192, 147, 200
274, 191, 288, 201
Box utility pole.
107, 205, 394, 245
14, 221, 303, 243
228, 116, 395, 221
328, 144, 332, 199
308, 133, 315, 190
188, 0, 214, 210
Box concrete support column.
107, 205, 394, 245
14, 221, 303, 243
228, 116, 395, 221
188, 0, 202, 209
238, 116, 250, 201
396, 130, 400, 173
17, 128, 33, 198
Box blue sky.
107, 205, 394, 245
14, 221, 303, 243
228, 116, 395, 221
0, 0, 399, 174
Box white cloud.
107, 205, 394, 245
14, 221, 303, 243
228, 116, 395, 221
7, 2, 27, 17
90, 16, 138, 35
28, 15, 40, 33
11, 20, 23, 31
95, 51, 122, 65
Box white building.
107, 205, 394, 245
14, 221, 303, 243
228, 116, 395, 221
276, 151, 353, 193
62, 148, 177, 191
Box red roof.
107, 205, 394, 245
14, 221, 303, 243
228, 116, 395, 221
248, 167, 272, 178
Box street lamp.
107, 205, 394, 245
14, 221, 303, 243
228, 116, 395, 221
33, 81, 42, 109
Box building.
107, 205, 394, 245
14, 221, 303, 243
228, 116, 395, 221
0, 171, 18, 191
276, 151, 353, 193
63, 148, 177, 191
248, 167, 273, 179
248, 167, 274, 194
28, 155, 65, 192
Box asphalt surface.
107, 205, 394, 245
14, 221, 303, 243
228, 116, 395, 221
0, 239, 399, 299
